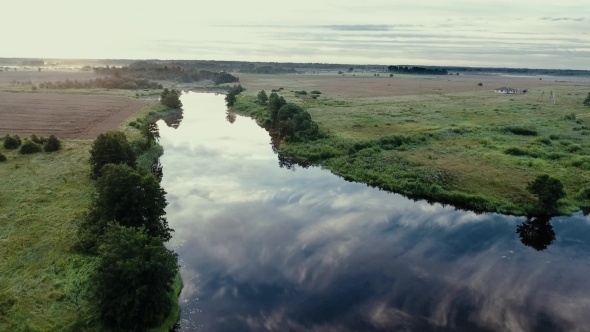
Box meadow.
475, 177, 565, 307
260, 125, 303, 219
235, 74, 590, 215
0, 99, 180, 331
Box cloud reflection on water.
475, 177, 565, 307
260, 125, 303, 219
160, 93, 590, 332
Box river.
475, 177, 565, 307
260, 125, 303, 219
158, 92, 590, 332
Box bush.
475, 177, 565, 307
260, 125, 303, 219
564, 113, 576, 121
583, 92, 590, 107
535, 137, 552, 145
89, 131, 137, 178
43, 135, 61, 152
504, 147, 528, 156
0, 152, 6, 162
295, 90, 308, 95
90, 224, 178, 332
30, 134, 46, 144
19, 140, 42, 154
503, 126, 537, 136
526, 174, 566, 208
549, 134, 560, 140
311, 90, 322, 94
3, 134, 21, 149
129, 121, 137, 127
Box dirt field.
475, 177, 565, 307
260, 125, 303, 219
0, 68, 102, 84
0, 92, 146, 139
239, 73, 590, 98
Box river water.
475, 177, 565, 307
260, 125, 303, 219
158, 92, 590, 332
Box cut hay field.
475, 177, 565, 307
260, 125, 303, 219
235, 73, 590, 215
0, 92, 147, 139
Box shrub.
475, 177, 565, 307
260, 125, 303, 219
89, 131, 136, 178
43, 135, 61, 152
526, 174, 566, 208
583, 92, 590, 107
311, 90, 322, 94
295, 90, 308, 95
90, 224, 178, 332
503, 126, 537, 136
19, 140, 42, 154
549, 134, 560, 140
504, 147, 528, 156
3, 134, 21, 149
129, 121, 137, 127
30, 134, 46, 144
0, 152, 6, 162
567, 144, 582, 153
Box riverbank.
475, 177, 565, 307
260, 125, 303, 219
0, 100, 182, 331
232, 84, 590, 216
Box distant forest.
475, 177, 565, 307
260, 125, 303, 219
39, 77, 162, 90
93, 62, 240, 85
2, 58, 589, 77
238, 65, 299, 74
387, 66, 448, 75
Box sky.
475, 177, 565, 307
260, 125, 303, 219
2, 0, 589, 69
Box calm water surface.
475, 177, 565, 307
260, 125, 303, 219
158, 93, 590, 332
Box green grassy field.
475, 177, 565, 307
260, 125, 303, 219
0, 101, 181, 331
234, 80, 590, 215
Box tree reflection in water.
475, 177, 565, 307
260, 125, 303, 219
226, 111, 236, 124
516, 216, 555, 251
162, 109, 184, 129
267, 128, 311, 171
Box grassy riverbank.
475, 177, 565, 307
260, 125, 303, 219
233, 84, 590, 216
0, 101, 182, 331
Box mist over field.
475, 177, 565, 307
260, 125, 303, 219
2, 0, 589, 68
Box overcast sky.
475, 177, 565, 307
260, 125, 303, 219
3, 0, 589, 69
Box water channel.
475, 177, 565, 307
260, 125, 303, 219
158, 92, 590, 331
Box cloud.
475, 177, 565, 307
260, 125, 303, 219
321, 24, 417, 31
541, 17, 585, 21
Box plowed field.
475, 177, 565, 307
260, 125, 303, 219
0, 92, 146, 138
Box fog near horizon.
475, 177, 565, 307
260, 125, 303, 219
3, 0, 589, 69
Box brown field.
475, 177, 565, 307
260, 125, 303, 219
0, 92, 146, 139
239, 73, 590, 98
0, 68, 102, 84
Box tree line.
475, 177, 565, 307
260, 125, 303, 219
387, 66, 449, 75
74, 117, 179, 331
39, 76, 162, 90
93, 64, 240, 85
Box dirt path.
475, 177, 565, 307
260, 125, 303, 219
0, 92, 146, 139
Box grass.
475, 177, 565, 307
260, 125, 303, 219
233, 82, 590, 216
0, 100, 182, 331
0, 140, 99, 331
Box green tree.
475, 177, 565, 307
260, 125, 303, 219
89, 131, 136, 178
19, 140, 42, 154
141, 122, 160, 147
583, 92, 590, 107
92, 164, 171, 239
268, 93, 286, 127
90, 224, 178, 332
161, 89, 182, 109
258, 90, 268, 104
160, 88, 169, 100
225, 92, 236, 107
526, 174, 566, 209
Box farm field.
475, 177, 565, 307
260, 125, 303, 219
239, 72, 590, 98
235, 73, 590, 215
0, 68, 103, 84
0, 92, 147, 139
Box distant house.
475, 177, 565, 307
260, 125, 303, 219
495, 87, 519, 94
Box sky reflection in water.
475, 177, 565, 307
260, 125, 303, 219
159, 92, 590, 332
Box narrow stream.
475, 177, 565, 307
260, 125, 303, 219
158, 92, 590, 332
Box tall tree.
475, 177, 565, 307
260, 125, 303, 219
90, 224, 178, 332
89, 131, 136, 178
